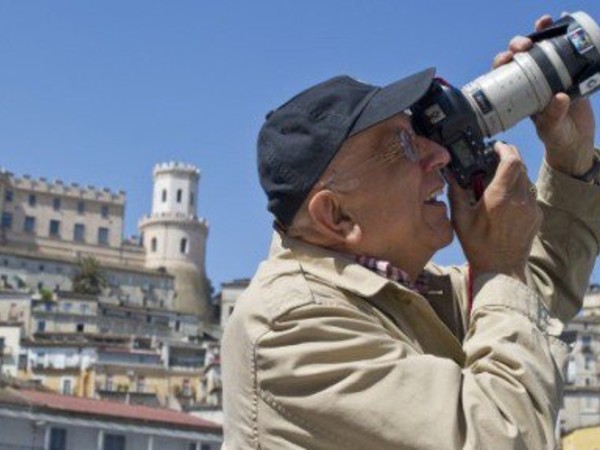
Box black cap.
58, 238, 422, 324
257, 67, 435, 226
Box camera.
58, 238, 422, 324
410, 11, 600, 195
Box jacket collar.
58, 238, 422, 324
268, 231, 416, 300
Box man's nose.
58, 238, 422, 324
419, 139, 451, 172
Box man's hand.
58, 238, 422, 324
493, 15, 596, 177
449, 142, 542, 283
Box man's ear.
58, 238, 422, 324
307, 190, 362, 246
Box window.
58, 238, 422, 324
101, 205, 109, 218
103, 434, 126, 450
76, 323, 84, 332
77, 200, 85, 214
74, 223, 85, 242
62, 378, 72, 395
105, 374, 113, 391
98, 227, 109, 245
53, 198, 61, 211
190, 192, 194, 207
201, 444, 211, 450
1, 212, 12, 230
177, 189, 183, 203
24, 216, 36, 233
28, 194, 36, 207
49, 219, 61, 237
151, 237, 157, 252
161, 189, 167, 202
37, 320, 46, 332
180, 238, 188, 254
4, 190, 13, 202
136, 376, 146, 392
49, 427, 67, 450
183, 378, 191, 396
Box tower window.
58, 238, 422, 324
177, 189, 182, 203
190, 192, 194, 207
161, 189, 167, 202
151, 237, 157, 252
180, 238, 188, 254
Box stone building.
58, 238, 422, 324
215, 278, 250, 330
0, 163, 211, 319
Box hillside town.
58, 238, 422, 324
1, 162, 600, 449
0, 163, 236, 449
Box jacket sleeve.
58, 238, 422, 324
527, 158, 600, 323
256, 276, 565, 450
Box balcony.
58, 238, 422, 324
168, 356, 205, 370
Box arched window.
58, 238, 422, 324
180, 238, 188, 254
161, 189, 167, 202
151, 237, 157, 252
176, 189, 182, 203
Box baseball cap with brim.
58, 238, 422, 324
258, 67, 436, 227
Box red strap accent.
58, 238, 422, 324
467, 173, 487, 314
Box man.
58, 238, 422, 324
222, 16, 599, 449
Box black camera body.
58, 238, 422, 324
410, 78, 498, 190
410, 11, 600, 193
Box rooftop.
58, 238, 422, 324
0, 387, 221, 432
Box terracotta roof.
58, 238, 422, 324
1, 388, 221, 432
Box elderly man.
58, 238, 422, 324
222, 17, 599, 450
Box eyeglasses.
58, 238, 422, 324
317, 127, 421, 192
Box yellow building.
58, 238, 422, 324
563, 426, 600, 450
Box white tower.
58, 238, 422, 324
139, 162, 210, 318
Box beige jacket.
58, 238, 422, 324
222, 161, 600, 449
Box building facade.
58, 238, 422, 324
560, 285, 600, 435
0, 163, 210, 319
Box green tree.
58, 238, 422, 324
72, 256, 107, 295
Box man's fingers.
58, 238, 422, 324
487, 142, 524, 194
508, 35, 532, 53
534, 15, 553, 32
532, 93, 570, 131
492, 51, 513, 69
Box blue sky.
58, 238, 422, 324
1, 1, 600, 290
